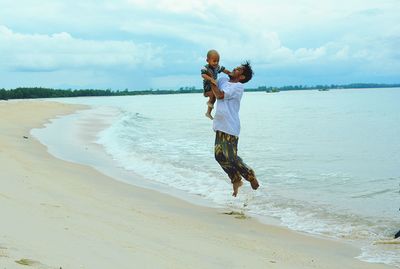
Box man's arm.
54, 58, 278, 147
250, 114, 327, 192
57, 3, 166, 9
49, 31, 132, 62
211, 82, 224, 99
201, 73, 212, 80
202, 74, 217, 85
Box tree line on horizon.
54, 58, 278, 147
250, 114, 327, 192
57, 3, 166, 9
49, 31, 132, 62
1, 83, 399, 100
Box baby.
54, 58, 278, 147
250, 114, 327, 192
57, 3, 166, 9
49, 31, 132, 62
201, 49, 231, 120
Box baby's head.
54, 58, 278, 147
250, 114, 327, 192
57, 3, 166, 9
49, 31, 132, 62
206, 49, 220, 69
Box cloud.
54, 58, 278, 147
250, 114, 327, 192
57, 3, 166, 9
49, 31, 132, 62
0, 0, 399, 89
0, 25, 163, 72
150, 74, 198, 89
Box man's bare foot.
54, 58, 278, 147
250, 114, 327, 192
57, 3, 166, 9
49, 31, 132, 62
205, 112, 213, 120
250, 178, 259, 190
232, 180, 243, 197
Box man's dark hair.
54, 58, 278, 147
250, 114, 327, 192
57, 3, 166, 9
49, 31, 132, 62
240, 60, 253, 83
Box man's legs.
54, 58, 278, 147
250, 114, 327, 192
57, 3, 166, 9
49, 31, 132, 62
235, 155, 259, 189
214, 131, 259, 194
214, 131, 242, 183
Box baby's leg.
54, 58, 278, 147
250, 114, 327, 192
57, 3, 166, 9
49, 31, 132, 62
208, 95, 216, 110
205, 92, 214, 120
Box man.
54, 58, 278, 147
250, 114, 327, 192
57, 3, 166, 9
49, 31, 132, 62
210, 61, 260, 197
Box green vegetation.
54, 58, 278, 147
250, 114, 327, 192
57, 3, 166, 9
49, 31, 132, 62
0, 86, 198, 100
0, 83, 399, 100
15, 258, 37, 266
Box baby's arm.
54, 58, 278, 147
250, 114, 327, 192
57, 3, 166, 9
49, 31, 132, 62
222, 69, 232, 76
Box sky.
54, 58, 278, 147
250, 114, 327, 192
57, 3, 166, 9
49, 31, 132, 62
0, 0, 399, 90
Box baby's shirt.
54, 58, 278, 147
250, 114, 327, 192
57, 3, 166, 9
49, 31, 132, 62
201, 64, 226, 92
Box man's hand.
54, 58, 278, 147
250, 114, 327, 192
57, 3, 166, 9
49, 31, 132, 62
223, 69, 232, 77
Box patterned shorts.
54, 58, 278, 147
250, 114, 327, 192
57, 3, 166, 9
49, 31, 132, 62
214, 131, 256, 184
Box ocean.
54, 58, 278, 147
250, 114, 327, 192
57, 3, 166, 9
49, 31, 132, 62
32, 88, 400, 267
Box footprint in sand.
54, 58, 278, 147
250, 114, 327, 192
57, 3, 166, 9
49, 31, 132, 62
0, 246, 8, 258
222, 211, 248, 220
40, 203, 61, 208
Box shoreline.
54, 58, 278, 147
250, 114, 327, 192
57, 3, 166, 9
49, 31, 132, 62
31, 104, 218, 209
0, 100, 396, 269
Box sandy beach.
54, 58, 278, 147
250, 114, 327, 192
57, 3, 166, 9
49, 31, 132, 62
0, 100, 395, 269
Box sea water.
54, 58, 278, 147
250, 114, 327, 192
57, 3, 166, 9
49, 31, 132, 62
32, 88, 400, 267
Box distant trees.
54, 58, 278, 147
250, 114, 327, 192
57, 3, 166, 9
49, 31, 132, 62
0, 87, 203, 100
0, 89, 8, 100
258, 86, 280, 93
255, 83, 400, 92
0, 83, 399, 100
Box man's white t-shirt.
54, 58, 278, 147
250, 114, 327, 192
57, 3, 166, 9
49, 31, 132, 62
213, 77, 244, 136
